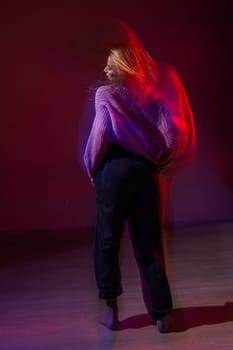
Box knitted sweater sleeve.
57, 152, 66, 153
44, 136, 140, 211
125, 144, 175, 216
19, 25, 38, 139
83, 86, 112, 181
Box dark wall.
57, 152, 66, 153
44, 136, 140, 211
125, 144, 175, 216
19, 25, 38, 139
1, 1, 232, 231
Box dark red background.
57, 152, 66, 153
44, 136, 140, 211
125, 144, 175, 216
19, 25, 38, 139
1, 1, 232, 231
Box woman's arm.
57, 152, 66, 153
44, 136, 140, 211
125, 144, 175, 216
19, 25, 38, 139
84, 87, 112, 182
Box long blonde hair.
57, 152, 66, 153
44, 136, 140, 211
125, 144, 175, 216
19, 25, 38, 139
110, 47, 157, 87
108, 22, 158, 99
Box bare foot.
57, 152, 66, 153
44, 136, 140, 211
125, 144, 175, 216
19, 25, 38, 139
156, 313, 174, 333
100, 299, 118, 330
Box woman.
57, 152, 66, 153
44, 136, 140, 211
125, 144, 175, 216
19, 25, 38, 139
84, 27, 196, 332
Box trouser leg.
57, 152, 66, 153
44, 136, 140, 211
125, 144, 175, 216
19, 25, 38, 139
94, 204, 124, 299
94, 160, 127, 300
128, 170, 172, 320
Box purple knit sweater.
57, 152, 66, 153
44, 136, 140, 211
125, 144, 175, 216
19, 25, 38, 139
84, 84, 174, 180
84, 64, 196, 181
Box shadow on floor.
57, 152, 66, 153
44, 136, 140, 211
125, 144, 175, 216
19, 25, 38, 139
117, 302, 233, 332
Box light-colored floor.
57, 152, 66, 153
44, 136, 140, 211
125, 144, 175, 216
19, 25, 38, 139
0, 222, 232, 350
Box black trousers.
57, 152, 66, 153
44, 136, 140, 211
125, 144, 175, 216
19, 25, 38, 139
94, 144, 172, 320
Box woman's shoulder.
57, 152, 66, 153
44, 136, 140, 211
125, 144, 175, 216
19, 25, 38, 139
96, 84, 126, 106
96, 84, 112, 95
95, 84, 113, 101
